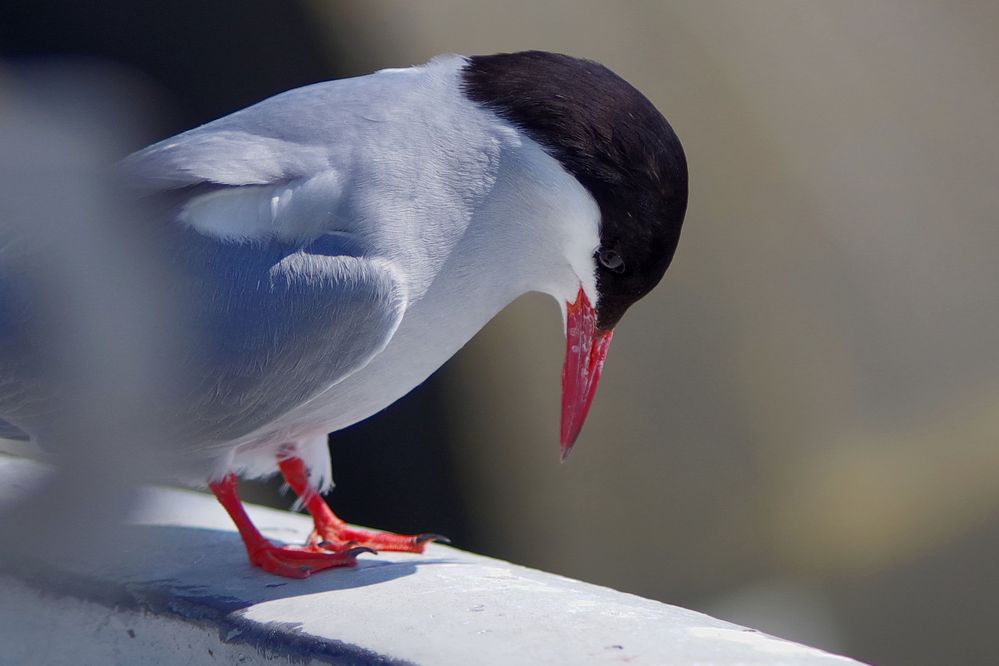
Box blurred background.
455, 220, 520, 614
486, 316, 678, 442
2, 1, 998, 664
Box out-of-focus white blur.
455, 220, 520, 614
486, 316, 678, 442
0, 61, 185, 561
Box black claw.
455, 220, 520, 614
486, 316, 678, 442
346, 546, 378, 558
415, 533, 450, 545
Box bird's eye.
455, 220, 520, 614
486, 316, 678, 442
597, 249, 625, 273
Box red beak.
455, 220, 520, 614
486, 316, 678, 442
560, 286, 614, 461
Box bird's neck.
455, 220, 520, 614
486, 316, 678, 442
286, 56, 603, 312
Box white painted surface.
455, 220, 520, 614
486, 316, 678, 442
0, 456, 864, 665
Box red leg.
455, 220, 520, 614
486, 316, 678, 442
277, 456, 447, 553
209, 473, 367, 578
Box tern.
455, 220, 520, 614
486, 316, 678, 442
0, 51, 687, 577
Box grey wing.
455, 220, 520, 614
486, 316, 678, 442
0, 225, 406, 449
166, 227, 407, 448
118, 84, 411, 448
118, 74, 398, 195
1, 86, 410, 448
120, 129, 332, 193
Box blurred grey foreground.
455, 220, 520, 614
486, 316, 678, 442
0, 60, 186, 561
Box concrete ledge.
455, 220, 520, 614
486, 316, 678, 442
0, 456, 862, 665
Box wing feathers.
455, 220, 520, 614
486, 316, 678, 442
122, 130, 330, 191
172, 228, 407, 447
175, 170, 347, 242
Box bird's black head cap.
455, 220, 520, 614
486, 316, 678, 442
462, 50, 688, 329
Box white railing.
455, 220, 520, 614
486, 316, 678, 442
0, 456, 862, 665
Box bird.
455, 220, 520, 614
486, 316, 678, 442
0, 51, 687, 578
